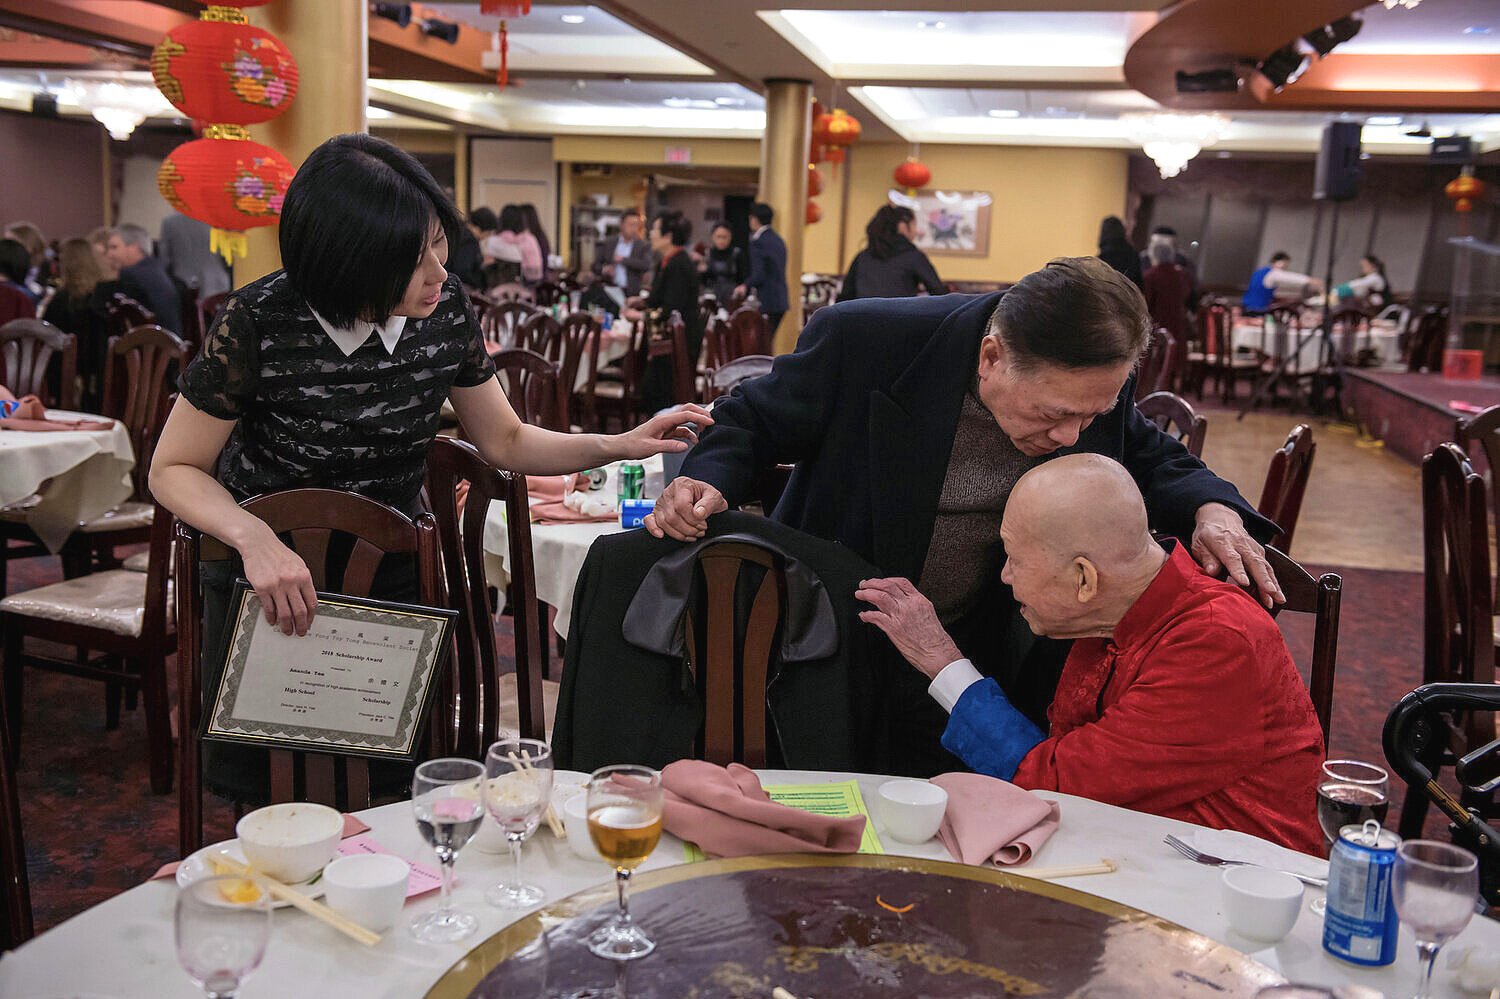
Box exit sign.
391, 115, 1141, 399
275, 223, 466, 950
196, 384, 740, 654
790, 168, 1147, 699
664, 146, 692, 164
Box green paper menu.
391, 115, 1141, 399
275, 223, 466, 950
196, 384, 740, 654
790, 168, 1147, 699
683, 779, 884, 862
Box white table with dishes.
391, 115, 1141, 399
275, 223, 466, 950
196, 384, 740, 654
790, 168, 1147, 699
2, 769, 1496, 998
0, 410, 135, 550
1230, 320, 1403, 371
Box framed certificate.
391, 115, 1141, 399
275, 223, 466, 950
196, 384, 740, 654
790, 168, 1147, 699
203, 580, 458, 762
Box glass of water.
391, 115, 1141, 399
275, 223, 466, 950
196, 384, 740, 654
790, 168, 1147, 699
1391, 839, 1479, 999
175, 875, 272, 999
484, 738, 554, 908
410, 757, 487, 944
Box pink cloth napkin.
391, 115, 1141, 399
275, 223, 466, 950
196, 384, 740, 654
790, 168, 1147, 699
151, 813, 372, 881
530, 500, 616, 525
0, 395, 114, 432
524, 473, 579, 501
930, 772, 1060, 867
661, 760, 866, 858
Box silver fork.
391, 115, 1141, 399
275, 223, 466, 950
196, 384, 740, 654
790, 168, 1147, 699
1164, 834, 1328, 888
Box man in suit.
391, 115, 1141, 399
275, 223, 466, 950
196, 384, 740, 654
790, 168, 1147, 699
649, 256, 1283, 775
736, 202, 788, 332
593, 209, 654, 296
159, 212, 230, 299
105, 223, 182, 334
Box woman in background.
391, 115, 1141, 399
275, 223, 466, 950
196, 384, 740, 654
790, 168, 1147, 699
0, 238, 36, 325
519, 203, 551, 268
699, 222, 745, 304
1335, 254, 1389, 310
838, 204, 944, 302
1096, 215, 1142, 290
628, 210, 703, 415
3, 221, 49, 301
497, 204, 544, 284
40, 237, 119, 408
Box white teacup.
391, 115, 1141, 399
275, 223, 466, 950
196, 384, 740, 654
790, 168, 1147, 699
1221, 866, 1303, 943
876, 779, 948, 844
236, 802, 343, 884
562, 792, 603, 862
322, 854, 410, 933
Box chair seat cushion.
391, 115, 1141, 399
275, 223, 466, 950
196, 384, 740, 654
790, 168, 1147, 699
0, 569, 172, 637
78, 501, 155, 533
495, 672, 559, 741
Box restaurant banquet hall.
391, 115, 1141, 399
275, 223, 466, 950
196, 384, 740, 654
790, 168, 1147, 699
1, 0, 1499, 995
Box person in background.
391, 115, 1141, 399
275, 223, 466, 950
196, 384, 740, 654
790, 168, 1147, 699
1242, 251, 1320, 314
1139, 225, 1198, 313
1334, 254, 1389, 310
627, 210, 704, 415
5, 221, 51, 300
496, 204, 544, 284
104, 224, 183, 333
1141, 241, 1192, 348
447, 209, 485, 290
594, 209, 654, 296
0, 238, 37, 325
468, 206, 522, 288
88, 226, 118, 281
159, 211, 230, 299
736, 202, 789, 332
1096, 215, 1142, 290
699, 222, 745, 304
838, 203, 944, 302
40, 236, 119, 406
519, 203, 551, 268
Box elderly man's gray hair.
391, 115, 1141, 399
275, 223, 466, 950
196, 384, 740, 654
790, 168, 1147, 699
1150, 241, 1176, 267
115, 224, 151, 248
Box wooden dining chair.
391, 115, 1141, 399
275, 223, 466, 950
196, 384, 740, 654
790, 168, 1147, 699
552, 311, 601, 430
707, 354, 774, 402
1257, 424, 1315, 555
0, 694, 32, 950
533, 280, 564, 308
591, 318, 648, 431
697, 293, 719, 332
424, 438, 553, 758
728, 304, 771, 358
682, 540, 788, 768
1136, 391, 1207, 458
175, 489, 445, 855
1405, 307, 1447, 373
1133, 328, 1177, 402
1328, 307, 1371, 367
647, 311, 696, 407
0, 318, 77, 410
517, 311, 560, 357
105, 292, 154, 340
493, 347, 566, 431
488, 282, 534, 305
1249, 546, 1342, 748
481, 300, 536, 352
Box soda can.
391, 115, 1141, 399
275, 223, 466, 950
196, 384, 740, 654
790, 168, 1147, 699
582, 467, 608, 491
620, 498, 654, 529
1323, 819, 1400, 966
617, 461, 645, 502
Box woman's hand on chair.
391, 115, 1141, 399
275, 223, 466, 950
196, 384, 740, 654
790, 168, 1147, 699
241, 532, 318, 636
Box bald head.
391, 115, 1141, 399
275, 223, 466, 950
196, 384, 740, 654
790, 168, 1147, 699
1000, 454, 1167, 639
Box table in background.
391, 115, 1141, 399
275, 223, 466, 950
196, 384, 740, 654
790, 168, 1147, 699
1230, 321, 1403, 371
0, 411, 135, 551
2, 770, 1495, 998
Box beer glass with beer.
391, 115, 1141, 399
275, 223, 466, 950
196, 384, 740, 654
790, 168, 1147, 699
585, 764, 665, 960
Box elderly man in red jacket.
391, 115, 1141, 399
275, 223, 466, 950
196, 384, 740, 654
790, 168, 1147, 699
857, 453, 1324, 853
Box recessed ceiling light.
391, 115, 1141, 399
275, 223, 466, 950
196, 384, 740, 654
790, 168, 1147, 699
714, 96, 745, 106
917, 19, 945, 29
560, 14, 585, 24
1463, 25, 1492, 34
663, 97, 717, 109
1365, 115, 1402, 126
987, 108, 1020, 118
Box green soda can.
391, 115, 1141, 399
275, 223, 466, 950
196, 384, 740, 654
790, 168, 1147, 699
617, 460, 645, 502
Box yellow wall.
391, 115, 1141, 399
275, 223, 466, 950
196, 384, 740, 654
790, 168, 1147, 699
802, 158, 847, 278
804, 142, 1130, 283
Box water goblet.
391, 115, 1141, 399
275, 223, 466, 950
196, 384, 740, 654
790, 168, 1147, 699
484, 737, 554, 908
409, 756, 487, 944
1311, 758, 1389, 916
174, 875, 272, 999
586, 764, 664, 961
1392, 839, 1479, 999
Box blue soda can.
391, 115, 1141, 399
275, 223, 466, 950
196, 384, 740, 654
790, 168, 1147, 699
620, 498, 654, 529
1323, 819, 1400, 966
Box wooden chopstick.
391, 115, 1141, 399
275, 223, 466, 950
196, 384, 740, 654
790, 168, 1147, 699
507, 750, 566, 839
1006, 859, 1118, 879
206, 853, 381, 947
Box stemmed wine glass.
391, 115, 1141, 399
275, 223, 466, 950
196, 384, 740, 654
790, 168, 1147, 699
1312, 759, 1390, 915
484, 738, 555, 908
1392, 840, 1479, 999
175, 875, 272, 999
586, 764, 665, 961
410, 757, 487, 944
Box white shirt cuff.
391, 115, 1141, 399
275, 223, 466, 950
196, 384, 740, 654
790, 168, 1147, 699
928, 657, 985, 714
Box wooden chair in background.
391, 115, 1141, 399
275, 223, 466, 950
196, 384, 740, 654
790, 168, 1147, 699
1255, 546, 1342, 748
1454, 405, 1500, 640
1328, 307, 1372, 367
1405, 306, 1447, 373
1187, 300, 1259, 404
647, 311, 696, 408
493, 347, 566, 431
532, 280, 564, 308
0, 699, 29, 949
728, 304, 771, 357
1257, 424, 1315, 554
488, 282, 535, 305
551, 311, 601, 430
0, 318, 76, 409
592, 319, 646, 432
697, 293, 719, 332
482, 300, 536, 352
516, 312, 560, 357
1134, 328, 1178, 402
707, 354, 774, 402
174, 489, 445, 855
105, 293, 154, 340
1136, 390, 1207, 458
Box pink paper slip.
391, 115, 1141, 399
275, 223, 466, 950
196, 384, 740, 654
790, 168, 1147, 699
336, 834, 443, 898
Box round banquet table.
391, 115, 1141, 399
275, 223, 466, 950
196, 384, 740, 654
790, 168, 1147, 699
1230, 322, 1403, 370
2, 770, 1496, 998
0, 410, 135, 551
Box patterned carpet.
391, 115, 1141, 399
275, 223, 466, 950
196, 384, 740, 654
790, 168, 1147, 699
6, 546, 1445, 933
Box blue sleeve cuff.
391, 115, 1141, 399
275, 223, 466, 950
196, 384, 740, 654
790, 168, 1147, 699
940, 678, 1046, 781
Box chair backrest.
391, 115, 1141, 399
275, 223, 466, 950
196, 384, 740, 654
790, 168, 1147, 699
1328, 307, 1370, 366
533, 280, 564, 307
102, 324, 188, 499
554, 311, 602, 401
425, 437, 546, 758
517, 311, 560, 357
697, 293, 719, 331
466, 290, 492, 325
681, 541, 788, 767
199, 291, 229, 335
1202, 301, 1230, 360
0, 318, 76, 409
727, 304, 770, 359
0, 701, 31, 950
1420, 443, 1497, 754
105, 292, 154, 338
1454, 405, 1500, 597
175, 489, 444, 854
1255, 546, 1341, 748
489, 282, 535, 305
1405, 306, 1447, 373
1136, 390, 1207, 458
1257, 423, 1315, 554
493, 347, 566, 430
483, 300, 536, 350
1134, 328, 1177, 402
708, 354, 774, 401
647, 311, 695, 406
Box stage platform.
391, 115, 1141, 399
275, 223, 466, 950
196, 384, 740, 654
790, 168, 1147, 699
1343, 368, 1500, 468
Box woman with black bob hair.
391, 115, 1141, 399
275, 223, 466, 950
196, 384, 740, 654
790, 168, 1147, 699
625, 210, 704, 414
837, 203, 944, 302
150, 134, 708, 803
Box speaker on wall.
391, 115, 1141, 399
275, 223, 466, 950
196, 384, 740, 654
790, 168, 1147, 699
1314, 121, 1362, 201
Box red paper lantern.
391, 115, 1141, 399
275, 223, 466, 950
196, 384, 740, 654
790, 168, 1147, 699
813, 108, 862, 149
825, 147, 845, 165
806, 199, 822, 225
894, 157, 931, 192
157, 136, 294, 257
152, 19, 298, 124
1446, 166, 1486, 214
807, 164, 824, 197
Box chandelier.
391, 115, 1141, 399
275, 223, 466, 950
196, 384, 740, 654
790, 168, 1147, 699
1123, 112, 1230, 179
1381, 0, 1420, 8
66, 79, 170, 140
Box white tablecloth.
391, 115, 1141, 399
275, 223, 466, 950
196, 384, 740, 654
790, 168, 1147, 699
1231, 322, 1403, 370
3, 770, 1495, 997
0, 411, 135, 551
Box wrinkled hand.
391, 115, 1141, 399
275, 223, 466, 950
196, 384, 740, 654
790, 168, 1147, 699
855, 577, 963, 679
619, 404, 715, 459
1191, 502, 1283, 608
241, 533, 317, 636
643, 475, 728, 541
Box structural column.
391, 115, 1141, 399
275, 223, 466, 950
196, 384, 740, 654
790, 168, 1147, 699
238, 1, 368, 286
759, 78, 811, 354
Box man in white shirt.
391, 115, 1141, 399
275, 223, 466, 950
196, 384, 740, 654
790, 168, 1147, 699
594, 210, 654, 295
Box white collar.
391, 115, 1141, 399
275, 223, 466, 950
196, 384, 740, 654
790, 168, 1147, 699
310, 308, 407, 357
750, 227, 764, 240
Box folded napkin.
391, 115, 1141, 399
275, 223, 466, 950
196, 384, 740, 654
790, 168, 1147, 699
524, 473, 579, 501
0, 395, 114, 432
930, 772, 1060, 867
662, 760, 866, 858
151, 813, 372, 881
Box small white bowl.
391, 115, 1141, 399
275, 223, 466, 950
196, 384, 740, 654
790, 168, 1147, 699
1221, 866, 1304, 943
322, 854, 410, 933
235, 802, 343, 884
562, 792, 603, 862
876, 779, 948, 844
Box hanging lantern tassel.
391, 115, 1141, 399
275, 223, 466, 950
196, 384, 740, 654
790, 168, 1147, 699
209, 228, 248, 265
498, 21, 509, 90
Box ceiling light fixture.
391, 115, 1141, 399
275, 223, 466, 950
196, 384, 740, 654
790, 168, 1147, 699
1365, 115, 1403, 126
66, 79, 169, 140
987, 108, 1020, 118
1381, 0, 1420, 9
560, 14, 585, 24
1123, 111, 1229, 179
714, 96, 745, 106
